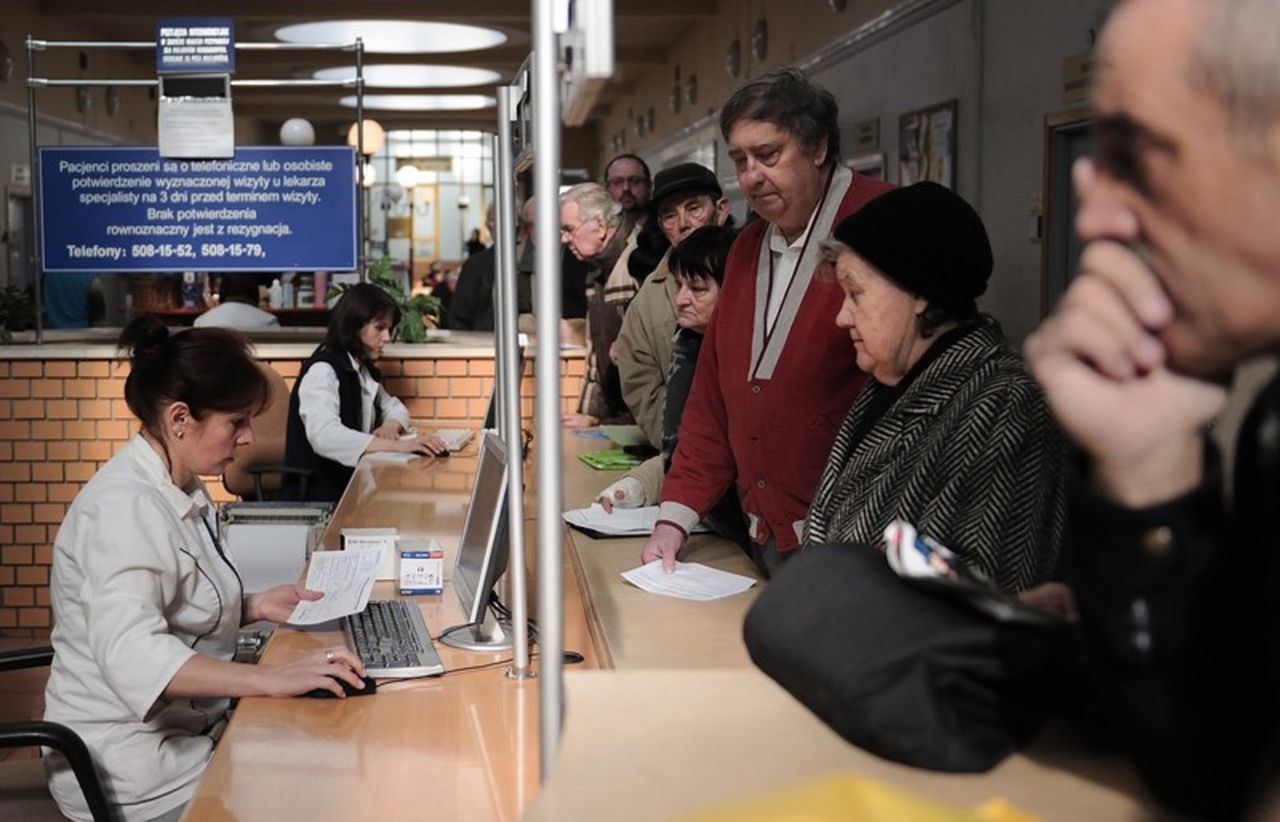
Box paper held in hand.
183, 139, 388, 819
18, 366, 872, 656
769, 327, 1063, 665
286, 548, 381, 625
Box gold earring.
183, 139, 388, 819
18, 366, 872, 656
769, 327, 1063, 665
176, 429, 185, 439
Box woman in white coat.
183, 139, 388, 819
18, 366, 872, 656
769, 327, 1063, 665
44, 316, 369, 822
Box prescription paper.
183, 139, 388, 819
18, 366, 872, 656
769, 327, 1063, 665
286, 548, 381, 625
620, 560, 757, 601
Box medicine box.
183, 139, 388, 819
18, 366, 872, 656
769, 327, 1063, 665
341, 527, 399, 580
399, 546, 444, 595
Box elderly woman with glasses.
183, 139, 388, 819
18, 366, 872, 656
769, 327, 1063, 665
805, 182, 1067, 591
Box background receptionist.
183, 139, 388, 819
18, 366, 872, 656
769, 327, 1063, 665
286, 282, 447, 502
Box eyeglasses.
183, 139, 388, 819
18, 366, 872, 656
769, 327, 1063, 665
606, 176, 649, 189
559, 218, 600, 241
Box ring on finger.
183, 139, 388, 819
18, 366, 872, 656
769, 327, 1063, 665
325, 649, 335, 664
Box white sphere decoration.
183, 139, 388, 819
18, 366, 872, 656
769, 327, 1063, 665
383, 182, 405, 203
361, 162, 377, 189
395, 164, 420, 189
279, 117, 316, 146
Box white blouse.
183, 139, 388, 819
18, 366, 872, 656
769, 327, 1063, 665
297, 353, 411, 467
44, 435, 242, 822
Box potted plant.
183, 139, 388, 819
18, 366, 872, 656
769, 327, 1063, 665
333, 258, 442, 343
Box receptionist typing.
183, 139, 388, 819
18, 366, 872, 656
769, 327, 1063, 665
43, 317, 368, 822
286, 282, 448, 502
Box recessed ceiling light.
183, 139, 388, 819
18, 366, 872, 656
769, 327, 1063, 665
276, 20, 507, 54
341, 94, 496, 111
314, 65, 501, 88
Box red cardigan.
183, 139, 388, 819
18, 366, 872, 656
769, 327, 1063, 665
660, 168, 893, 553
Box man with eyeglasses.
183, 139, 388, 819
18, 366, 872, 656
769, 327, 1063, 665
1020, 0, 1280, 816
613, 163, 732, 450
559, 182, 641, 426
604, 153, 653, 219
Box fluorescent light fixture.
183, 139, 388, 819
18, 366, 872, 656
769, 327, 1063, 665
341, 94, 495, 111
314, 65, 501, 88
275, 20, 507, 54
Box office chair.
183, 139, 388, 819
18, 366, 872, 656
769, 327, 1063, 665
0, 647, 114, 822
224, 364, 312, 501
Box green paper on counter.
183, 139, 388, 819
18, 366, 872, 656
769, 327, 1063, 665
577, 449, 644, 470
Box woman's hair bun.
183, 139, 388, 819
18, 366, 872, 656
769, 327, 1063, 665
118, 315, 171, 365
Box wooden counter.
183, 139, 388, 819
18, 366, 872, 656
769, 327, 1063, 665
184, 442, 598, 822
560, 432, 763, 669
184, 429, 1172, 822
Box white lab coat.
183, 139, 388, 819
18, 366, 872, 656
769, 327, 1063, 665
44, 435, 242, 822
296, 353, 411, 467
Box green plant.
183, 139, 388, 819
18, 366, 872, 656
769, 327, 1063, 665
0, 285, 36, 344
334, 258, 442, 343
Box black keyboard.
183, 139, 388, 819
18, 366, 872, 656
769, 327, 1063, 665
342, 600, 445, 678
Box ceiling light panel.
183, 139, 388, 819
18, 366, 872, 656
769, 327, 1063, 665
314, 65, 501, 88
276, 21, 507, 54
341, 94, 496, 111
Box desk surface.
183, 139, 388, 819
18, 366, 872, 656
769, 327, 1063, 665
560, 433, 763, 669
522, 670, 1171, 822
186, 443, 597, 822
187, 429, 1170, 822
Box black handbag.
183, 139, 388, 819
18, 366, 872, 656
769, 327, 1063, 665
743, 543, 1080, 772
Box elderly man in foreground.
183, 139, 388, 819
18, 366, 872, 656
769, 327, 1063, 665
1024, 0, 1280, 816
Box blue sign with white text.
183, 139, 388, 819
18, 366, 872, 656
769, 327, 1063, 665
157, 18, 235, 73
39, 146, 358, 273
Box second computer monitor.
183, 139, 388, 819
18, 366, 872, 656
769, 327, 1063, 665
441, 431, 512, 651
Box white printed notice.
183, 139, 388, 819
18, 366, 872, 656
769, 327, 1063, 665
287, 548, 381, 625
620, 560, 757, 601
38, 146, 356, 273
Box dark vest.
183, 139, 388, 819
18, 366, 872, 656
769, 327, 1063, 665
285, 347, 385, 502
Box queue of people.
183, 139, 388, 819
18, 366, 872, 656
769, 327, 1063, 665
41, 1, 1280, 817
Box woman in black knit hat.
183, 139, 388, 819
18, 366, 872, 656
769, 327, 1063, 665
803, 181, 1067, 593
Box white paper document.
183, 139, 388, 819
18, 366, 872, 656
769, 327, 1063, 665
563, 504, 711, 538
620, 560, 757, 601
364, 451, 419, 463
287, 548, 381, 625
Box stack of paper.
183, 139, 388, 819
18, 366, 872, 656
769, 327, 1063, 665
620, 560, 757, 601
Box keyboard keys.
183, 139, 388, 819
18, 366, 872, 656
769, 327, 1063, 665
342, 600, 445, 678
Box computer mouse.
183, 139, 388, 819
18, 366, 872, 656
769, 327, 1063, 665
301, 674, 378, 699
563, 651, 585, 665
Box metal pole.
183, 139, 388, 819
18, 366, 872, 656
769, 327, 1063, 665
355, 37, 366, 280
27, 37, 44, 344
532, 0, 564, 780
496, 89, 533, 681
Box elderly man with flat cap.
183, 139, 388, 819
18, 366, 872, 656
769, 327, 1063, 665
613, 162, 732, 449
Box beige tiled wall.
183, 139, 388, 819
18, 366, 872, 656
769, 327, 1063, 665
0, 354, 585, 636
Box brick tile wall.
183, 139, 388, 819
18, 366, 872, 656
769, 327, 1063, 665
0, 354, 585, 636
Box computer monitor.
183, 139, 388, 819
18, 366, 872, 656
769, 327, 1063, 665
440, 431, 512, 652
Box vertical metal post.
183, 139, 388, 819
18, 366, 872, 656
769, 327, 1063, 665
495, 94, 533, 680
354, 37, 366, 280
27, 37, 45, 344
532, 0, 564, 780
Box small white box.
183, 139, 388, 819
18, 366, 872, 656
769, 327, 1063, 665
399, 540, 444, 595
341, 527, 399, 580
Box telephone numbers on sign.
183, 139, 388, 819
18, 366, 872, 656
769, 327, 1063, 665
128, 243, 268, 259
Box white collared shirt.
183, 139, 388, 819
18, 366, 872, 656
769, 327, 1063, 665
763, 204, 821, 332
296, 353, 411, 467
45, 435, 242, 822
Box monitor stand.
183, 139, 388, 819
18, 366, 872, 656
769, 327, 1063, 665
439, 604, 513, 652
